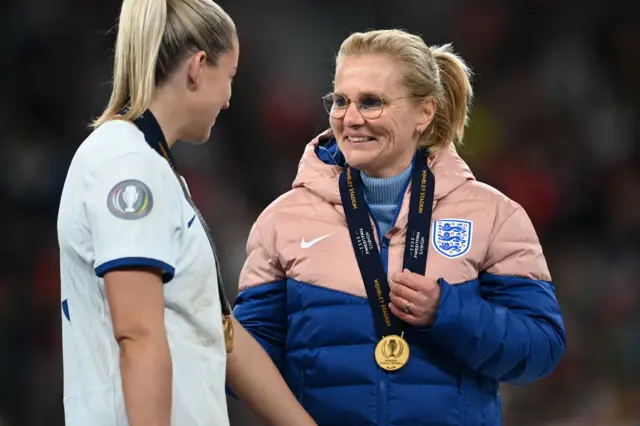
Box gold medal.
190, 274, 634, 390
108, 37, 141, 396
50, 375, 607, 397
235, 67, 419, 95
223, 315, 234, 353
374, 334, 410, 371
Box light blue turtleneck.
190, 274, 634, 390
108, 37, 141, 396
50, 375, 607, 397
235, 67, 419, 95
361, 163, 412, 238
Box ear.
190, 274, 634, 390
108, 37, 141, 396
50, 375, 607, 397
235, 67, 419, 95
186, 51, 208, 91
416, 96, 437, 133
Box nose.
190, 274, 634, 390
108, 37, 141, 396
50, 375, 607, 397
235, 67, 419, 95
343, 102, 365, 127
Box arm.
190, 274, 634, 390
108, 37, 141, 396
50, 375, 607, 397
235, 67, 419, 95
230, 219, 316, 424
233, 280, 287, 369
85, 153, 180, 424
105, 268, 171, 426
424, 205, 566, 384
226, 316, 316, 426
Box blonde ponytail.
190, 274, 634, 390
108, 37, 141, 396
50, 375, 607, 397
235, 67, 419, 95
428, 44, 473, 147
92, 0, 168, 127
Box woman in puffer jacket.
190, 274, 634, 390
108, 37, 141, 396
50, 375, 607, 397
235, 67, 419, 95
233, 28, 566, 426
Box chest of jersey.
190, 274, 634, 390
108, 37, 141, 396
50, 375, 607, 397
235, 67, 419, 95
164, 188, 222, 319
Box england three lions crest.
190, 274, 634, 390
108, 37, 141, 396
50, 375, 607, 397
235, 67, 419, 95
432, 219, 473, 258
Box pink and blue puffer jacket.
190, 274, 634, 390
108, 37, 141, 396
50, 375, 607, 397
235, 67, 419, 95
233, 133, 566, 426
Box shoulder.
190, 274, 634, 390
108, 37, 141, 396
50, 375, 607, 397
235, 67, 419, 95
249, 186, 336, 257
74, 120, 166, 176
454, 181, 548, 277
257, 187, 328, 226
64, 121, 181, 211
441, 179, 538, 258
450, 179, 521, 226
455, 179, 516, 208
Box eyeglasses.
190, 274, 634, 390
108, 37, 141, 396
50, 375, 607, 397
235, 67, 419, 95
322, 92, 419, 120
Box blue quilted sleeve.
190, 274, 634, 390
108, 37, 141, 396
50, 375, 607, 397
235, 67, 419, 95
421, 205, 566, 383
233, 280, 288, 370
423, 275, 565, 384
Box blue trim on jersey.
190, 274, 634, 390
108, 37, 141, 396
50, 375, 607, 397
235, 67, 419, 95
95, 257, 175, 283
62, 299, 70, 322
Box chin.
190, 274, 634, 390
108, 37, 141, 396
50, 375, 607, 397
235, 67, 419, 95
342, 150, 376, 171
185, 127, 212, 145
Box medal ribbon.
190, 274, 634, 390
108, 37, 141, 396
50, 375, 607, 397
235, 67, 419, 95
338, 149, 435, 340
128, 110, 232, 318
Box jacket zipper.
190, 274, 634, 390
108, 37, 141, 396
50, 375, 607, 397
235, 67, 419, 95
378, 235, 390, 426
368, 182, 406, 426
368, 209, 388, 426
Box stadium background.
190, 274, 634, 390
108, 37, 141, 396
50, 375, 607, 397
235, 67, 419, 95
0, 0, 638, 424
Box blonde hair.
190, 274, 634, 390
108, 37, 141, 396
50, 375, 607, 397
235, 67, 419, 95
93, 0, 236, 128
336, 29, 473, 150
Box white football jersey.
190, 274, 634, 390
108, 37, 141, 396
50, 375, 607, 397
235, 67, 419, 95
57, 119, 229, 426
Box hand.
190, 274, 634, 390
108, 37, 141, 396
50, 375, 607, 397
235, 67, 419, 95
388, 269, 442, 328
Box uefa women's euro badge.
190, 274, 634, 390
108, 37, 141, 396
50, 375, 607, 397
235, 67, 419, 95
107, 179, 154, 219
122, 185, 139, 212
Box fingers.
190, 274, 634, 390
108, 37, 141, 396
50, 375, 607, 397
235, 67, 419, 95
390, 270, 426, 292
389, 289, 411, 314
388, 301, 419, 326
387, 271, 440, 328
389, 279, 420, 304
391, 270, 439, 295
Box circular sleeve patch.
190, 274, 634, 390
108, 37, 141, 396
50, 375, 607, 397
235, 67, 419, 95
106, 179, 154, 219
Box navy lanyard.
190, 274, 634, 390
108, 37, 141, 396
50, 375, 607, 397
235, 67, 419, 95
128, 110, 231, 317
338, 150, 435, 337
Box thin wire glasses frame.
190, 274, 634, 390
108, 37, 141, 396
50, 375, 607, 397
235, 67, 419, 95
322, 92, 422, 120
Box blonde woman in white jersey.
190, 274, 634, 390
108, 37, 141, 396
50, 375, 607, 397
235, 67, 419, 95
56, 0, 317, 425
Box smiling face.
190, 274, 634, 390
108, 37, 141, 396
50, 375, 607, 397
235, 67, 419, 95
330, 54, 435, 177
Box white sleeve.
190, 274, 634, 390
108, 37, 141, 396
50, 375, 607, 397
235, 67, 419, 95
84, 152, 181, 282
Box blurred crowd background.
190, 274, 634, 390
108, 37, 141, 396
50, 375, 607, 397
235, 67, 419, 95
1, 0, 638, 425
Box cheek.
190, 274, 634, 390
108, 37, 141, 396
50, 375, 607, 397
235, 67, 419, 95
199, 85, 223, 119
207, 83, 223, 107
202, 75, 226, 108
381, 112, 411, 142
368, 117, 396, 142
220, 81, 232, 104
329, 116, 343, 132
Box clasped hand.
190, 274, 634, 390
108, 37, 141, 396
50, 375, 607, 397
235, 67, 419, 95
388, 269, 442, 328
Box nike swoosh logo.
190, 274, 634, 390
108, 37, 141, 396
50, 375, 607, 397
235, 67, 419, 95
187, 214, 196, 228
301, 233, 333, 249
